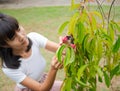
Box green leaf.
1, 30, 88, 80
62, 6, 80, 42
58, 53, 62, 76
58, 21, 69, 35
88, 38, 96, 54
64, 47, 75, 67
77, 64, 88, 80
108, 22, 115, 42
56, 45, 66, 62
75, 78, 90, 87
110, 64, 120, 79
90, 11, 102, 20
111, 21, 120, 32
64, 47, 71, 67
68, 12, 79, 35
69, 47, 75, 63
95, 66, 103, 79
61, 77, 72, 91
98, 76, 103, 82
103, 71, 111, 88
102, 33, 112, 41
89, 13, 97, 31
71, 0, 80, 10
96, 38, 103, 61
82, 33, 89, 53
90, 11, 103, 27
112, 36, 120, 53
74, 21, 85, 44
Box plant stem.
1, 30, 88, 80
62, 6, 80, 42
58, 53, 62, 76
95, 0, 106, 28
108, 0, 116, 25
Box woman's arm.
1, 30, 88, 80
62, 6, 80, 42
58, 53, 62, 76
45, 36, 64, 52
45, 40, 60, 52
21, 68, 57, 91
21, 56, 63, 91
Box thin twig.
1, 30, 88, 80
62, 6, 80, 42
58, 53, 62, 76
108, 0, 116, 25
95, 0, 106, 28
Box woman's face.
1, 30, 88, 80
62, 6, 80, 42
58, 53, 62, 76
6, 26, 29, 50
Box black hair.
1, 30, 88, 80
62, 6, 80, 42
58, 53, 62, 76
0, 13, 19, 45
0, 13, 32, 69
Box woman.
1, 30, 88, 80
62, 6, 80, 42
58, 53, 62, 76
0, 13, 63, 91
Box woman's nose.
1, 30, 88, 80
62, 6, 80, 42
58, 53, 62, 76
17, 32, 24, 42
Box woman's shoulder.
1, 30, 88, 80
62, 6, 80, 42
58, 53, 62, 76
27, 32, 48, 47
27, 32, 46, 39
27, 32, 40, 37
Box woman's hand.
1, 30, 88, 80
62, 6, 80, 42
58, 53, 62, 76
51, 56, 63, 70
59, 36, 63, 45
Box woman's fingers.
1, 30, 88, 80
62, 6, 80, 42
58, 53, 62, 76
55, 62, 63, 69
58, 64, 63, 69
51, 56, 64, 70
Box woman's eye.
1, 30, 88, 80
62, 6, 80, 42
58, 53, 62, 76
11, 35, 16, 41
17, 28, 20, 31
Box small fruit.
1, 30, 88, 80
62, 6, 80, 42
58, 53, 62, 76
70, 44, 76, 48
62, 36, 68, 43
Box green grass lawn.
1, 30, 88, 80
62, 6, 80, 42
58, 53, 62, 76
0, 5, 120, 91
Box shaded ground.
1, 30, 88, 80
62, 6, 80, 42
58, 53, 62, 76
0, 0, 119, 9
0, 0, 72, 9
